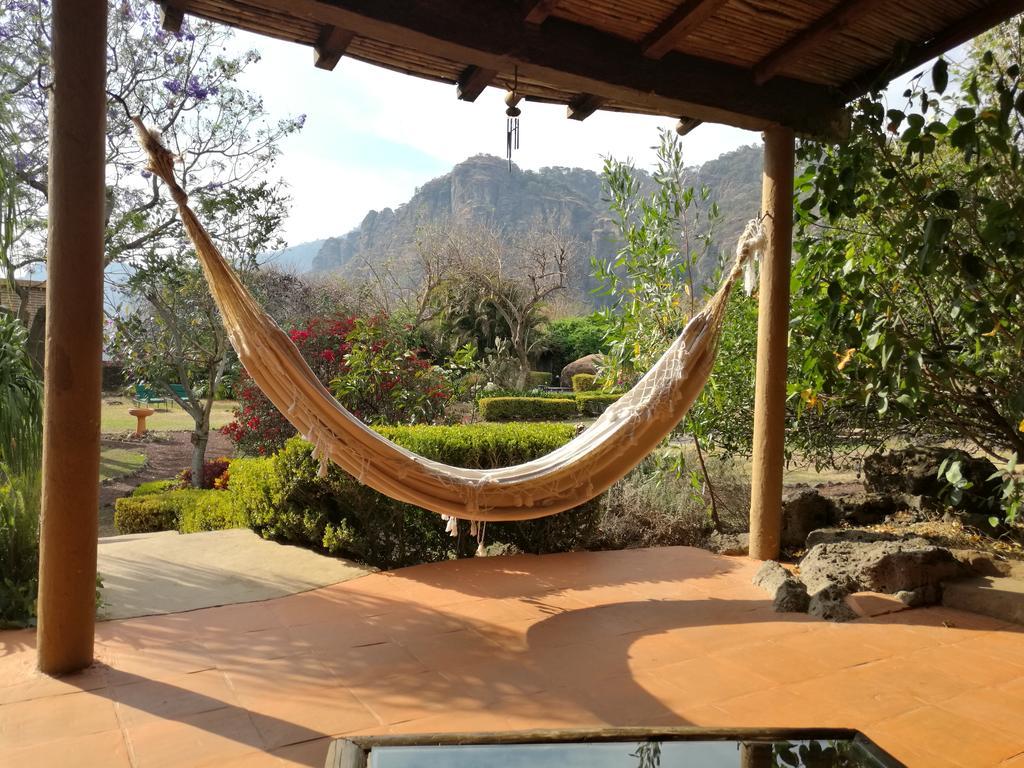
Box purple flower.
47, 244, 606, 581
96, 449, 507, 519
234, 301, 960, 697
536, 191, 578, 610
185, 76, 209, 101
163, 79, 181, 95
141, 170, 152, 179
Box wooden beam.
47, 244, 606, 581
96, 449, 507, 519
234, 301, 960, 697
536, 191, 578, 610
314, 25, 355, 70
641, 0, 728, 60
37, 0, 107, 675
566, 93, 605, 120
523, 0, 560, 25
753, 0, 886, 85
456, 65, 496, 101
160, 0, 184, 33
226, 0, 848, 137
842, 0, 1024, 99
675, 117, 701, 135
748, 125, 794, 562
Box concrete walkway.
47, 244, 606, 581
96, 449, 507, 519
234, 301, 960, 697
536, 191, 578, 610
97, 529, 371, 620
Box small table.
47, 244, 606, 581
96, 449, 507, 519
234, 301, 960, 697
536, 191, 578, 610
127, 408, 156, 437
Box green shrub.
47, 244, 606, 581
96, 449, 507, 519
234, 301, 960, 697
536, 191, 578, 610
114, 487, 246, 534
575, 392, 623, 416
473, 388, 572, 403
528, 371, 551, 387
178, 489, 247, 533
132, 479, 176, 496
571, 373, 597, 392
114, 494, 180, 534
478, 397, 577, 422
232, 423, 596, 568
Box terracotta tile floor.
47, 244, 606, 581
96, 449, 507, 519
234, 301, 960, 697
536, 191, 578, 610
2, 546, 1023, 767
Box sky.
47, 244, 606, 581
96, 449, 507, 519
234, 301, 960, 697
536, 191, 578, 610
229, 30, 967, 249
231, 32, 756, 248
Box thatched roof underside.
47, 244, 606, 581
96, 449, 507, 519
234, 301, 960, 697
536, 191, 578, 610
157, 0, 1024, 137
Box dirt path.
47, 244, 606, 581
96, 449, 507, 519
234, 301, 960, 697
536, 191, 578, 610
99, 431, 235, 537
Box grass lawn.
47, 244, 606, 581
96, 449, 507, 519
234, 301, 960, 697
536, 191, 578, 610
101, 399, 238, 434
99, 447, 147, 482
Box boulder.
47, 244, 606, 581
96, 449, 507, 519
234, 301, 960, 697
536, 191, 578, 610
799, 538, 965, 599
804, 528, 902, 550
560, 353, 603, 388
752, 561, 809, 613
707, 531, 749, 556
807, 583, 858, 622
863, 446, 1000, 514
781, 488, 838, 550
835, 492, 903, 525
950, 548, 1012, 578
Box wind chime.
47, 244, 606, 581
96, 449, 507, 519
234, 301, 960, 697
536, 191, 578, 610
505, 67, 521, 172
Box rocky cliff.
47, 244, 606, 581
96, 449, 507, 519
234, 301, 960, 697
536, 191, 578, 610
310, 145, 764, 302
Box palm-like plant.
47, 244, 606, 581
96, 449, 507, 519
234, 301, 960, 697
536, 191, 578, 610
0, 92, 42, 626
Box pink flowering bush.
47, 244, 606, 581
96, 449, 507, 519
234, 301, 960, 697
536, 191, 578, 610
223, 315, 450, 455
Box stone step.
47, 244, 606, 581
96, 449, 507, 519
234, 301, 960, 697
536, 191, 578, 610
943, 576, 1024, 625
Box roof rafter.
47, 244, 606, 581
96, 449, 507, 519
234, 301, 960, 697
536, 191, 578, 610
523, 0, 561, 25
457, 65, 497, 101
160, 0, 185, 32
841, 0, 1024, 98
567, 93, 605, 120
641, 0, 728, 60
314, 25, 355, 70
214, 0, 848, 137
675, 117, 702, 135
753, 0, 887, 85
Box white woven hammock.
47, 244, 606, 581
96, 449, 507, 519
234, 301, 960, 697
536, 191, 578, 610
135, 118, 764, 524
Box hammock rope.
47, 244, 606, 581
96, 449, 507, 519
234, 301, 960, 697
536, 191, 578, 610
133, 118, 765, 524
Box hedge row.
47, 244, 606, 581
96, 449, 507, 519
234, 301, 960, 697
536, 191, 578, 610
478, 393, 624, 421
478, 397, 577, 422
234, 424, 597, 568
114, 422, 600, 567
113, 487, 245, 535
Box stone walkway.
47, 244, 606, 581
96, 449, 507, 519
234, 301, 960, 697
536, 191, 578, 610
97, 530, 371, 619
2, 546, 1023, 767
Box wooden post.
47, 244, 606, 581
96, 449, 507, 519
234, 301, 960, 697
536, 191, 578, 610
748, 125, 794, 561
36, 0, 107, 675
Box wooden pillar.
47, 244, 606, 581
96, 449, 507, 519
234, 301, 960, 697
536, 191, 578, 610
748, 125, 794, 561
37, 0, 108, 675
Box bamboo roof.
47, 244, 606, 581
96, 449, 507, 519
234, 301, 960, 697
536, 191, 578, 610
156, 0, 1024, 138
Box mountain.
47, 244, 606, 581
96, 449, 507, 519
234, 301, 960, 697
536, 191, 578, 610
261, 238, 325, 274
306, 144, 764, 300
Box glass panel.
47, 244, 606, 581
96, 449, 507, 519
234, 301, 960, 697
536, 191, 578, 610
370, 739, 892, 768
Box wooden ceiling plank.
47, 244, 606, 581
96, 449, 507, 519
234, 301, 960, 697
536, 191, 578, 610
566, 93, 605, 120
842, 0, 1024, 98
641, 0, 729, 60
456, 65, 497, 101
160, 0, 185, 33
523, 0, 561, 25
753, 0, 888, 85
227, 0, 848, 137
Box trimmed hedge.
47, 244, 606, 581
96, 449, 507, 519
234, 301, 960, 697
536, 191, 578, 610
575, 392, 624, 416
473, 388, 572, 403
571, 373, 597, 392
114, 486, 245, 535
232, 423, 597, 568
133, 479, 176, 496
478, 396, 577, 422
528, 370, 551, 387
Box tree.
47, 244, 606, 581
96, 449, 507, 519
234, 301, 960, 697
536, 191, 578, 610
792, 19, 1024, 461
438, 223, 573, 389
110, 258, 232, 486
0, 0, 301, 309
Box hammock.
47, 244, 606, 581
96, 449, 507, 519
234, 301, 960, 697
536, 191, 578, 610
134, 118, 764, 524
